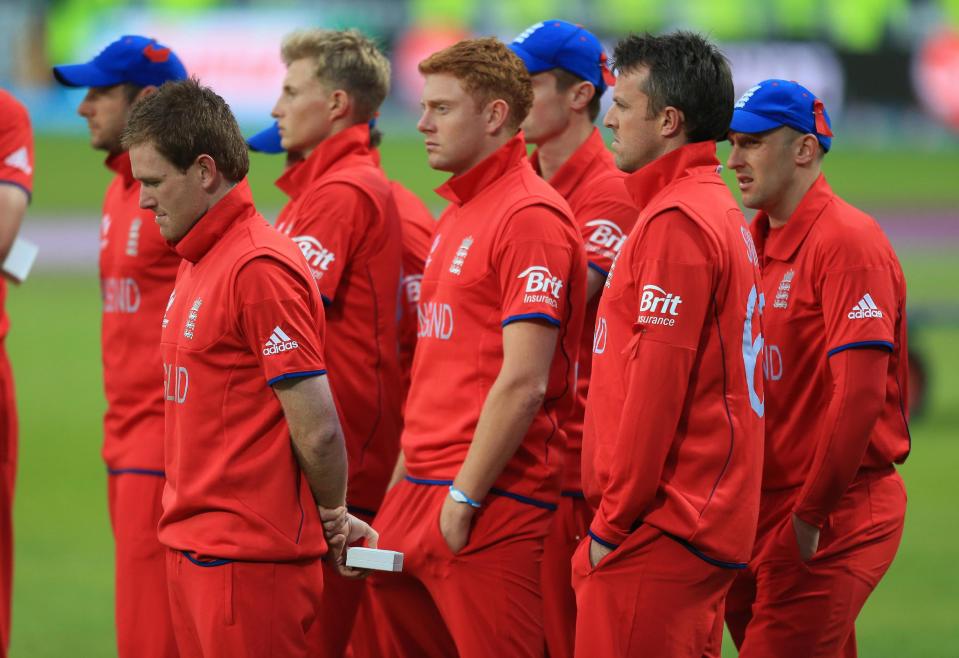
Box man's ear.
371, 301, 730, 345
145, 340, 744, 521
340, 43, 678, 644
795, 134, 819, 166
195, 154, 219, 191
329, 89, 352, 123
660, 105, 685, 139
568, 81, 596, 113
484, 98, 511, 135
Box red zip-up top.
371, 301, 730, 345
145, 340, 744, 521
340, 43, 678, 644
402, 134, 587, 506
583, 142, 765, 567
100, 151, 180, 472
750, 175, 909, 524
0, 89, 33, 342
392, 181, 435, 404
531, 127, 638, 494
275, 123, 402, 516
158, 180, 329, 562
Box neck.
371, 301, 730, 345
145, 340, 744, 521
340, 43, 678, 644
207, 179, 237, 210
452, 131, 514, 177
535, 118, 594, 181
766, 167, 820, 229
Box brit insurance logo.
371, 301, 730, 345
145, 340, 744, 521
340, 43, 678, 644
292, 235, 335, 278
518, 265, 564, 308
585, 219, 626, 259
848, 293, 884, 319
402, 273, 423, 304
637, 284, 682, 326
263, 326, 299, 355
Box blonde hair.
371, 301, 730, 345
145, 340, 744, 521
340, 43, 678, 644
419, 37, 533, 130
281, 29, 390, 122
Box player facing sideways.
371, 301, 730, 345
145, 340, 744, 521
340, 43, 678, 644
123, 78, 376, 658
574, 31, 765, 658
269, 29, 403, 657
364, 37, 587, 658
0, 88, 33, 658
508, 20, 637, 658
724, 80, 910, 658
52, 36, 186, 658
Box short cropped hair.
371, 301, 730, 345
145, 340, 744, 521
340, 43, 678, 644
419, 37, 533, 130
281, 29, 390, 123
121, 78, 249, 182
551, 68, 601, 123
613, 31, 733, 143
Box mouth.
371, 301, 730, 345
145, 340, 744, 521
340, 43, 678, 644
736, 175, 753, 191
424, 141, 439, 151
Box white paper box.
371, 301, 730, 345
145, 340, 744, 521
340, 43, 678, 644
2, 238, 38, 283
345, 547, 404, 572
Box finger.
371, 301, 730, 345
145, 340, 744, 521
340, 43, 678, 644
365, 526, 379, 549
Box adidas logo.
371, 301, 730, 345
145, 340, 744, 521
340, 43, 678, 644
262, 326, 299, 355
3, 146, 32, 175
848, 293, 884, 319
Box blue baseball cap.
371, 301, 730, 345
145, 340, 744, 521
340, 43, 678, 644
509, 20, 616, 94
730, 79, 834, 151
246, 122, 283, 154
53, 35, 187, 88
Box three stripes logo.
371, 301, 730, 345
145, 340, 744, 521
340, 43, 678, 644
263, 326, 299, 356
848, 293, 884, 319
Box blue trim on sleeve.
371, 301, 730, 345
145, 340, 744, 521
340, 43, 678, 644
662, 532, 748, 570
561, 490, 586, 499
502, 313, 561, 328
347, 505, 378, 519
827, 340, 894, 357
320, 294, 333, 306
181, 551, 233, 567
587, 261, 610, 277
588, 530, 619, 550
107, 468, 165, 478
403, 476, 557, 511
267, 369, 327, 386
0, 180, 32, 203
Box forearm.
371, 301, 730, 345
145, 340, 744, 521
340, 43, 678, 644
453, 374, 545, 501
794, 348, 889, 527
0, 185, 29, 262
291, 424, 349, 509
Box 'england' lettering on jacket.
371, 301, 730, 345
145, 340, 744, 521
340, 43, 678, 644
163, 362, 189, 404
292, 235, 335, 275
418, 301, 454, 340
637, 283, 681, 326
593, 316, 608, 354
102, 277, 141, 314
519, 266, 563, 308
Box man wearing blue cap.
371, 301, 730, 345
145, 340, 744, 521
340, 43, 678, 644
53, 35, 187, 658
725, 80, 910, 658
508, 20, 636, 658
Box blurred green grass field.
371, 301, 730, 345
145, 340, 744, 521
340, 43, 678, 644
5, 133, 959, 656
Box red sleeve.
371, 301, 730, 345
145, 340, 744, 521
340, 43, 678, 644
494, 205, 577, 328
578, 178, 637, 276
0, 93, 34, 196
287, 182, 375, 304
793, 347, 890, 527
821, 264, 898, 356
589, 210, 715, 547
234, 257, 327, 386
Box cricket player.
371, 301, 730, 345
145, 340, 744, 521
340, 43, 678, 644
725, 79, 910, 657
574, 32, 764, 657
365, 37, 587, 657
0, 88, 33, 658
508, 21, 637, 657
269, 29, 402, 656
123, 78, 375, 658
52, 36, 186, 658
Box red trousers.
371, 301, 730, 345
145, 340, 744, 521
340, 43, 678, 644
0, 345, 15, 658
572, 525, 736, 658
542, 494, 591, 658
726, 468, 906, 658
365, 478, 553, 658
166, 550, 323, 658
107, 471, 178, 658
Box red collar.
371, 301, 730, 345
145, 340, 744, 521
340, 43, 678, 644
623, 141, 721, 209
436, 133, 528, 206
530, 128, 610, 196
105, 151, 136, 189
750, 174, 834, 262
172, 179, 256, 264
275, 123, 373, 199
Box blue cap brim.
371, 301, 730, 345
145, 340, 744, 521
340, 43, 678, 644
729, 109, 785, 135
52, 63, 123, 88
508, 43, 554, 75
246, 123, 284, 154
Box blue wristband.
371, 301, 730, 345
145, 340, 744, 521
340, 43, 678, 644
448, 485, 482, 508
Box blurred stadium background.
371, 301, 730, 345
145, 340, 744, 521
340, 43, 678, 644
2, 0, 958, 655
